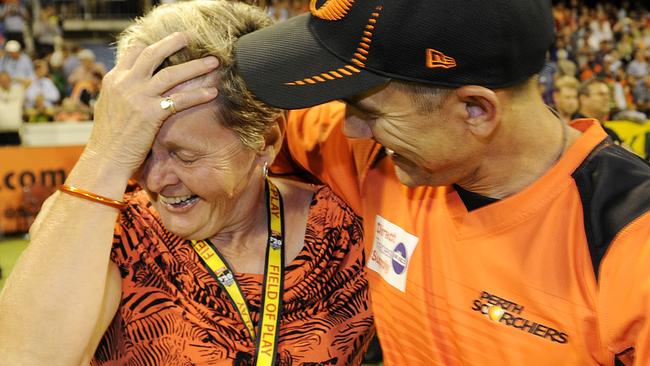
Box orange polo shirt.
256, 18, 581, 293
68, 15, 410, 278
279, 102, 650, 365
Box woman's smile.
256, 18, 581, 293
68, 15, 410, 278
159, 193, 200, 211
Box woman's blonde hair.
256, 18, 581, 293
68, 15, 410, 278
116, 0, 281, 149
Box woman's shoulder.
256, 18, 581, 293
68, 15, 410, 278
271, 177, 353, 210
271, 177, 359, 226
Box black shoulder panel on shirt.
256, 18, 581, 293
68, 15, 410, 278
572, 139, 650, 280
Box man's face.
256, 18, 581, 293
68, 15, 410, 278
35, 63, 48, 78
581, 83, 610, 118
343, 84, 482, 188
81, 58, 94, 69
554, 87, 579, 116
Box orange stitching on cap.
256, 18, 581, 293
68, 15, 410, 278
426, 48, 457, 69
354, 53, 367, 61
284, 6, 383, 86
338, 68, 353, 76
351, 58, 364, 67
310, 0, 355, 21
345, 65, 361, 73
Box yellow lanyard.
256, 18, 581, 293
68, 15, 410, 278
190, 179, 284, 366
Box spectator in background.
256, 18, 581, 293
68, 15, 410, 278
556, 48, 577, 77
633, 74, 650, 114
48, 51, 67, 98
617, 32, 635, 62
612, 67, 635, 112
25, 59, 60, 109
553, 76, 580, 121
626, 50, 648, 79
539, 55, 557, 105
54, 97, 90, 122
32, 4, 63, 59
25, 94, 55, 123
70, 70, 101, 111
289, 0, 308, 17
67, 49, 106, 88
574, 78, 623, 143
0, 71, 25, 145
61, 42, 81, 82
267, 0, 289, 21
0, 40, 34, 87
0, 0, 28, 46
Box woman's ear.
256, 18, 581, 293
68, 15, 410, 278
456, 85, 501, 138
258, 112, 286, 164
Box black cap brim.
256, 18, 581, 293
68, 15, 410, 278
235, 13, 389, 110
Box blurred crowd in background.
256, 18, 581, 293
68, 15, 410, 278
0, 0, 108, 145
545, 1, 650, 120
0, 0, 650, 158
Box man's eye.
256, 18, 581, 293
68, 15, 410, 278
347, 104, 380, 120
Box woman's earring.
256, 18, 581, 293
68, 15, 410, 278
263, 161, 269, 178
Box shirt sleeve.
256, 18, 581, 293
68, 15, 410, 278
276, 102, 380, 215
598, 212, 650, 365
43, 79, 60, 104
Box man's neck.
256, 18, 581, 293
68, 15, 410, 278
457, 100, 581, 199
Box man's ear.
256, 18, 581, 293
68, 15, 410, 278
258, 112, 286, 165
456, 85, 500, 138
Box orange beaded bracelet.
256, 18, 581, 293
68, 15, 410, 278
58, 185, 127, 210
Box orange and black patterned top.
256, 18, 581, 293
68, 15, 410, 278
92, 185, 373, 366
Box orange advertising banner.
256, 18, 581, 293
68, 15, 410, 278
0, 145, 84, 234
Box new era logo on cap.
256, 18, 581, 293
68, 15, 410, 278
426, 49, 456, 69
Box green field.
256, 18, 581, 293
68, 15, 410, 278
0, 236, 29, 291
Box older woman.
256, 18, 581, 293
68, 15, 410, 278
0, 2, 373, 365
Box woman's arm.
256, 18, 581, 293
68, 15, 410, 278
0, 33, 219, 365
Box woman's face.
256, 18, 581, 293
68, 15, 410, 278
139, 99, 264, 240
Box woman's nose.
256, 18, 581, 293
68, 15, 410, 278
140, 151, 180, 193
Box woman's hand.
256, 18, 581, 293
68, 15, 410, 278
84, 32, 219, 178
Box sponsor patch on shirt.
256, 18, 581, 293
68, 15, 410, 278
367, 215, 419, 292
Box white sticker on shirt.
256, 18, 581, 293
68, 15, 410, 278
367, 215, 419, 292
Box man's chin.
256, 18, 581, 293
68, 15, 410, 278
393, 162, 452, 188
394, 165, 427, 188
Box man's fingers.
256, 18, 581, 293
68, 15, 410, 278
151, 56, 219, 94
132, 32, 189, 77
158, 88, 219, 118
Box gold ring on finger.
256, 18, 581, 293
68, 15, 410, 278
160, 96, 177, 114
